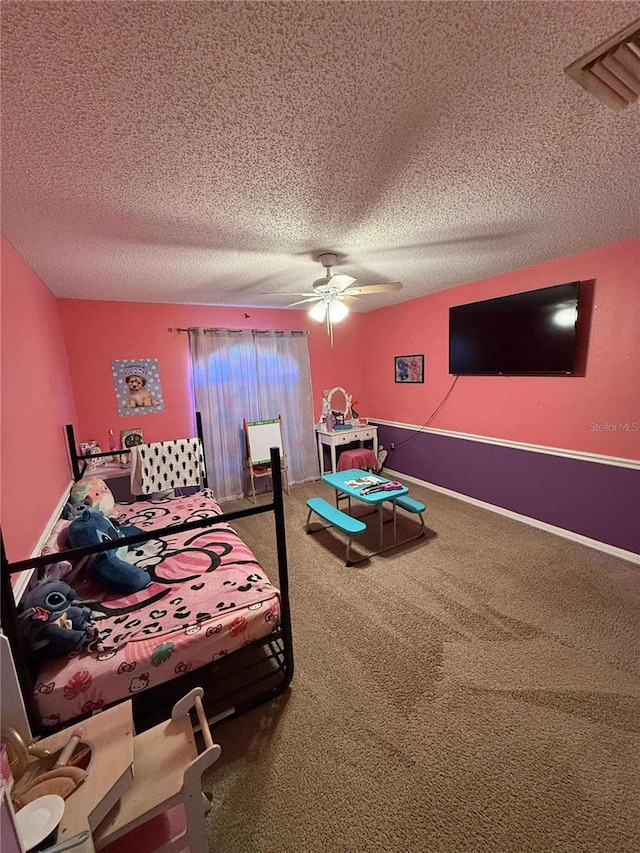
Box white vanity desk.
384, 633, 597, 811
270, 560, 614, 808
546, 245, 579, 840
315, 387, 378, 475
316, 423, 379, 475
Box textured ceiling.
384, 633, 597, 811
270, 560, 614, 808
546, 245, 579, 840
1, 1, 639, 312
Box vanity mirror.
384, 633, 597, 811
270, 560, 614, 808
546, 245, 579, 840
315, 391, 378, 474
327, 386, 350, 418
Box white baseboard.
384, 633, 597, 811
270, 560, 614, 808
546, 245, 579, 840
12, 480, 74, 603
384, 467, 640, 566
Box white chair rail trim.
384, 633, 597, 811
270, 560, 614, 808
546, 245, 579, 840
373, 419, 639, 470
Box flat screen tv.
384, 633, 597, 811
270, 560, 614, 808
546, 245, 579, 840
449, 281, 580, 375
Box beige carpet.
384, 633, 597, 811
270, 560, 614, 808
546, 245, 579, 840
203, 479, 640, 853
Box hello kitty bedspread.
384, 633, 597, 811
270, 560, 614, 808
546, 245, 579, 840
33, 490, 280, 728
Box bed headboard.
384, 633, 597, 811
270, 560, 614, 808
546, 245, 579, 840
66, 411, 208, 489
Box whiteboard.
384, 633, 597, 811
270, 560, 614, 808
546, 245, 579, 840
246, 419, 284, 465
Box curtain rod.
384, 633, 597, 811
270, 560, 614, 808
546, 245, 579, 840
168, 327, 308, 336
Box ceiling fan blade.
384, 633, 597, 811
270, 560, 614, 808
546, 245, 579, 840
262, 291, 317, 296
287, 296, 322, 307
329, 273, 357, 291
343, 281, 403, 295
341, 295, 362, 307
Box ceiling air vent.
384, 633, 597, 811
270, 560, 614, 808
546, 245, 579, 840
564, 18, 640, 111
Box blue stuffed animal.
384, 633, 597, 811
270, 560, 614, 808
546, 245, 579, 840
68, 509, 150, 594
19, 579, 95, 658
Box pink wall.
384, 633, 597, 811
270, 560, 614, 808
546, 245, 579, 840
4, 235, 634, 563
58, 237, 639, 463
364, 237, 640, 458
0, 236, 78, 560
58, 301, 369, 448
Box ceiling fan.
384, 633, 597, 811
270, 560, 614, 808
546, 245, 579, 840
288, 253, 402, 344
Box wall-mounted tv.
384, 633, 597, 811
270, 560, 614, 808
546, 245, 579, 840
449, 281, 580, 375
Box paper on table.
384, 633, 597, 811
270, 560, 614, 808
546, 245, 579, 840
344, 476, 382, 488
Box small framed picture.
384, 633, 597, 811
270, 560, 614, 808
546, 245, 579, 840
120, 428, 144, 461
395, 354, 424, 383
79, 441, 103, 470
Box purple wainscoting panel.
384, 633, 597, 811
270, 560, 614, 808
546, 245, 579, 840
377, 425, 640, 555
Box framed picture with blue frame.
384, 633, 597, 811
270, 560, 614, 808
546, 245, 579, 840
395, 354, 424, 383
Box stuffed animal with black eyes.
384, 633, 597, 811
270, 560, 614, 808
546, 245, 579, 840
68, 509, 150, 593
19, 579, 95, 658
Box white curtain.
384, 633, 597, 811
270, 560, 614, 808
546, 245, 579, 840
190, 330, 318, 501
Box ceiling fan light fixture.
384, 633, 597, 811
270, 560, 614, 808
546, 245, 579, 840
301, 250, 402, 343
309, 301, 328, 323
328, 299, 349, 323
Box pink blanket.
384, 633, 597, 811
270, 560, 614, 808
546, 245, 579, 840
32, 489, 281, 728
69, 490, 278, 651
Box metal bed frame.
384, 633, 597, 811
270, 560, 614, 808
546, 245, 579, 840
0, 418, 293, 735
65, 413, 211, 488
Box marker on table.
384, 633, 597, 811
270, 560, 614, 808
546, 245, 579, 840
54, 727, 83, 768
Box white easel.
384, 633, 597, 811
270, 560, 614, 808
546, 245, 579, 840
243, 416, 289, 503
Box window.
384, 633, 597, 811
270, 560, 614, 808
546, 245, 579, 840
189, 330, 318, 501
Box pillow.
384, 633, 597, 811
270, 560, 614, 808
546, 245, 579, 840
69, 477, 116, 516
147, 489, 175, 501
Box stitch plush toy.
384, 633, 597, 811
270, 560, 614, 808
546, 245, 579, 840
68, 509, 150, 594
19, 579, 95, 658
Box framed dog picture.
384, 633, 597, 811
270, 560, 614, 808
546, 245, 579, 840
112, 358, 164, 416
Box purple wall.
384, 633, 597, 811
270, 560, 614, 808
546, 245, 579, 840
377, 425, 640, 555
